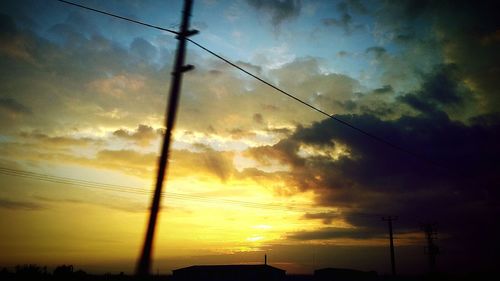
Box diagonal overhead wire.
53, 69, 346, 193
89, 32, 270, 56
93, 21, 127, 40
54, 0, 446, 170
55, 0, 179, 35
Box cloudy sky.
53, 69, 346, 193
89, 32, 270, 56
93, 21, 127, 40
1, 0, 499, 275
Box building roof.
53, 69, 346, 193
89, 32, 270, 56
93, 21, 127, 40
173, 264, 285, 273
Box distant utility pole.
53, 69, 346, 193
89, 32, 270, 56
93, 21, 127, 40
422, 223, 439, 273
382, 216, 397, 276
136, 0, 198, 276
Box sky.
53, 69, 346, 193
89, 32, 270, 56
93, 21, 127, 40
0, 0, 499, 276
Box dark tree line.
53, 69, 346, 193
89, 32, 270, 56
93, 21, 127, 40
1, 264, 88, 281
0, 264, 168, 281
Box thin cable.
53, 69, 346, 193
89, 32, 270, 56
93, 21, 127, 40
55, 0, 178, 35
0, 167, 322, 213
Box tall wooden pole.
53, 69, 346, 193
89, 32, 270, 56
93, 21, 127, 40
422, 223, 439, 274
382, 216, 397, 276
136, 0, 197, 276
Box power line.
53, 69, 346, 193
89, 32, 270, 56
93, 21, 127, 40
0, 166, 323, 213
54, 0, 447, 171
55, 0, 178, 35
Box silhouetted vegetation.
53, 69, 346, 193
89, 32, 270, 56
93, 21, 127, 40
0, 265, 171, 281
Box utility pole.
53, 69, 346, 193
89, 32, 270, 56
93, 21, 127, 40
382, 216, 397, 276
136, 0, 198, 276
422, 223, 439, 273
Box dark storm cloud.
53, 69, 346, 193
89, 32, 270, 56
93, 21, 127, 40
435, 0, 500, 113
410, 65, 462, 105
302, 211, 339, 224
288, 226, 383, 241
245, 0, 301, 26
374, 0, 500, 113
398, 64, 472, 116
264, 111, 497, 267
246, 65, 500, 268
286, 110, 499, 208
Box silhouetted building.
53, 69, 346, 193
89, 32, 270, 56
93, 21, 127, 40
173, 264, 286, 281
314, 268, 377, 281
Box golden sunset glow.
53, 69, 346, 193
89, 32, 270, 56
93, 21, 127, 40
1, 0, 499, 276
